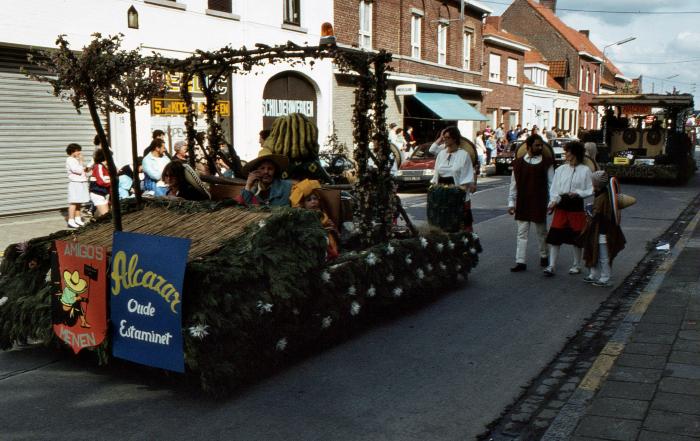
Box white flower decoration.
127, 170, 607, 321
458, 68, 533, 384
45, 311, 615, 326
405, 254, 413, 265
393, 287, 403, 297
420, 237, 428, 248
448, 240, 455, 250
45, 270, 52, 282
321, 316, 333, 329
321, 271, 331, 283
439, 263, 447, 271
256, 301, 273, 314
436, 243, 444, 252
0, 296, 7, 307
470, 247, 477, 254
365, 252, 378, 266
347, 285, 357, 296
366, 285, 376, 297
258, 220, 266, 229
350, 301, 361, 316
462, 236, 469, 245
455, 264, 462, 271
188, 324, 210, 339
472, 233, 479, 240
276, 337, 288, 351
416, 268, 425, 279
386, 244, 395, 255
425, 263, 433, 272
386, 274, 395, 282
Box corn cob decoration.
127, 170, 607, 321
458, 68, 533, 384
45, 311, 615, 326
264, 113, 320, 159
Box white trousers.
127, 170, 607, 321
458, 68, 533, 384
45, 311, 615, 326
516, 220, 548, 264
588, 235, 611, 283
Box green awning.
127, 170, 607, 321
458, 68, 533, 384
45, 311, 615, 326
413, 92, 489, 121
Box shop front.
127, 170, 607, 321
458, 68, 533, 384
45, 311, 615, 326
262, 71, 318, 130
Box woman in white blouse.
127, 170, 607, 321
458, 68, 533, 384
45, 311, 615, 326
429, 126, 477, 231
544, 141, 593, 276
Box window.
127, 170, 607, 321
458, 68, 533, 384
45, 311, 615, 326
489, 53, 501, 82
586, 68, 590, 92
411, 14, 421, 58
592, 69, 596, 93
463, 31, 472, 70
437, 23, 447, 65
208, 0, 231, 12
583, 111, 588, 129
509, 111, 519, 128
359, 1, 372, 49
507, 58, 518, 85
579, 65, 584, 91
284, 0, 300, 26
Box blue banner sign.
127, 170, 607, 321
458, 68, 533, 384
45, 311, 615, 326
110, 231, 191, 373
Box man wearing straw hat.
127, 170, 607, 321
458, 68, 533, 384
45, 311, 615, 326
507, 134, 554, 272
237, 148, 292, 207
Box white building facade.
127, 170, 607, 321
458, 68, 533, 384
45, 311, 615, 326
0, 0, 334, 215
522, 62, 556, 132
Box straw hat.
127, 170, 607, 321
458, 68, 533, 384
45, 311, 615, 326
458, 137, 478, 165
289, 179, 340, 225
63, 270, 87, 294
583, 155, 598, 172
241, 148, 289, 177
617, 194, 636, 209
515, 141, 554, 161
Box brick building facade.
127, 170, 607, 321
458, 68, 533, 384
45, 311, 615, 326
333, 0, 492, 149
480, 16, 528, 132
501, 0, 614, 132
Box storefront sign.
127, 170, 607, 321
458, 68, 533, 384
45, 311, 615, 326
110, 232, 191, 373
52, 240, 108, 354
622, 105, 652, 116
151, 98, 231, 116
262, 71, 318, 129
396, 84, 417, 96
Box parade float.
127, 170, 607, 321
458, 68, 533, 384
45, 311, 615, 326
590, 93, 696, 184
0, 32, 481, 396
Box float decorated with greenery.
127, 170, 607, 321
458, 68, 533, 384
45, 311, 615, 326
0, 31, 482, 395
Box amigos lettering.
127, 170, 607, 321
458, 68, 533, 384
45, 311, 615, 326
110, 251, 181, 313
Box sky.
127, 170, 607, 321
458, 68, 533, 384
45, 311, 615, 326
485, 0, 700, 105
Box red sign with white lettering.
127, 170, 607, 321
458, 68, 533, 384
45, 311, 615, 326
52, 240, 108, 354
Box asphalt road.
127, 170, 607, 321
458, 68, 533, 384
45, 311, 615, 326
1, 171, 699, 440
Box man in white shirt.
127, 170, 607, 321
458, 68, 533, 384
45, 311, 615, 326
507, 134, 554, 271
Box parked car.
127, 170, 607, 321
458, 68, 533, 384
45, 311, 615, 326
495, 141, 521, 175
394, 142, 435, 188
550, 138, 577, 166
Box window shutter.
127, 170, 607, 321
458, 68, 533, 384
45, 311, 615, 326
208, 0, 232, 13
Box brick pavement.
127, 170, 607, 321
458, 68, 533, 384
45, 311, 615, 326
551, 213, 700, 440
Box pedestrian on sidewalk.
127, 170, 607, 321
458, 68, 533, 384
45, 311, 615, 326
580, 171, 626, 287
89, 148, 111, 218
65, 143, 89, 228
507, 134, 554, 272
142, 138, 170, 197
543, 141, 593, 277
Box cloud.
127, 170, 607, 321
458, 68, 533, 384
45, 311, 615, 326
669, 32, 700, 57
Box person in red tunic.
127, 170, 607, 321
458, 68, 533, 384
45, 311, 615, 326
507, 134, 554, 271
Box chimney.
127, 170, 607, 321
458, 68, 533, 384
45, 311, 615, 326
579, 30, 590, 38
540, 0, 556, 12
485, 16, 501, 30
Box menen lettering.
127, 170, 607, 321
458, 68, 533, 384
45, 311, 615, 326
111, 251, 181, 314
59, 327, 96, 348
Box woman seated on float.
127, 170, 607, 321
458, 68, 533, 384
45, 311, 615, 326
290, 179, 339, 259
161, 160, 210, 201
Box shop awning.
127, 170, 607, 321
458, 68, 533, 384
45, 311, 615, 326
412, 92, 489, 121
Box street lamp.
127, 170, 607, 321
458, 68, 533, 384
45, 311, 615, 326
599, 36, 636, 94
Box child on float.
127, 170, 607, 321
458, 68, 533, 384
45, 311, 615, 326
289, 179, 339, 259
580, 171, 627, 287
65, 143, 89, 229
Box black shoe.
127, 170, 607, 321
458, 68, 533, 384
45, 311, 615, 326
510, 263, 527, 272
543, 268, 555, 277
540, 257, 549, 267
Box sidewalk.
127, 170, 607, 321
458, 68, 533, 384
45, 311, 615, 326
0, 211, 68, 256
544, 208, 700, 440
